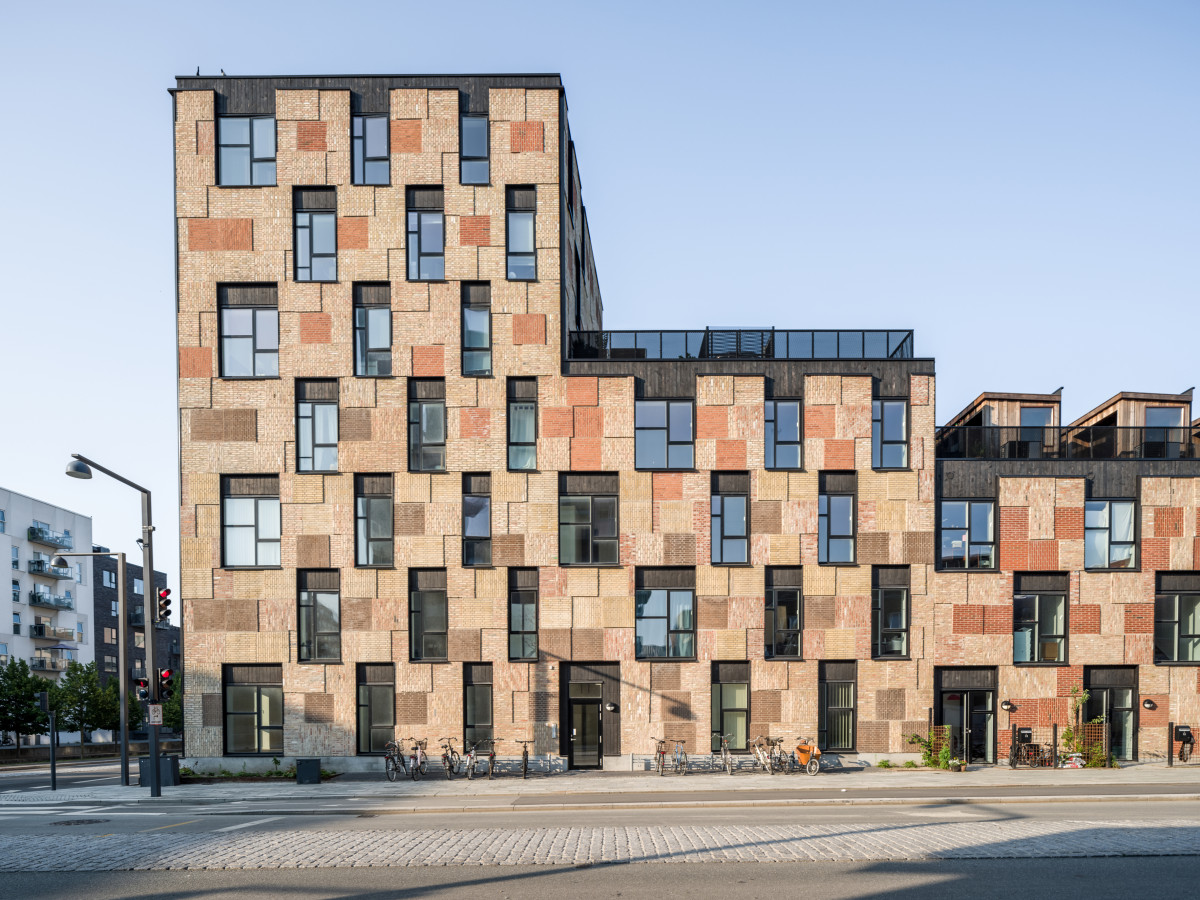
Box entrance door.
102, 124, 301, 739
567, 682, 602, 769
940, 690, 995, 763
1086, 687, 1135, 761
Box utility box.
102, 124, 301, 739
295, 757, 321, 784
1175, 725, 1193, 743
138, 755, 180, 787
1016, 727, 1033, 744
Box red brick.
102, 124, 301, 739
460, 408, 490, 440
566, 377, 598, 406
654, 473, 683, 501
999, 506, 1029, 542
570, 438, 601, 470
296, 121, 327, 151
1142, 537, 1170, 571
805, 406, 834, 439
459, 215, 490, 246
512, 314, 546, 345
715, 440, 747, 470
823, 439, 854, 469
510, 120, 544, 152
541, 407, 573, 438
1029, 539, 1058, 570
1154, 507, 1183, 538
1071, 604, 1101, 634
1056, 666, 1083, 698
953, 605, 983, 635
196, 120, 214, 155
179, 346, 212, 378
299, 313, 332, 344
412, 345, 444, 376
1140, 694, 1169, 727
696, 407, 728, 439
188, 218, 252, 251
983, 605, 1011, 634
391, 119, 421, 153
338, 217, 368, 250
999, 540, 1029, 570
1054, 506, 1084, 540
1124, 602, 1154, 634
574, 406, 603, 438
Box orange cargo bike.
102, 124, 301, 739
794, 736, 822, 775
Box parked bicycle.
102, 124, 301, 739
464, 737, 496, 780
711, 731, 734, 775
652, 737, 669, 775
405, 736, 428, 781
438, 737, 462, 779
384, 739, 407, 782
794, 736, 822, 776
768, 737, 789, 773
1009, 728, 1053, 768
750, 734, 776, 774
671, 739, 688, 775
514, 738, 534, 779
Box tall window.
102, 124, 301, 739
0, 509, 5, 533
353, 283, 392, 376
460, 114, 489, 184
356, 663, 395, 754
297, 570, 340, 663
223, 664, 283, 755
221, 476, 281, 567
635, 581, 695, 660
711, 474, 749, 565
818, 473, 855, 564
294, 188, 337, 283
355, 475, 393, 567
219, 284, 278, 378
765, 400, 802, 470
102, 570, 117, 589
508, 378, 537, 470
1085, 500, 1136, 569
352, 115, 389, 185
505, 186, 537, 280
635, 400, 693, 470
711, 667, 749, 752
819, 663, 856, 752
103, 627, 117, 645
133, 578, 144, 595
940, 500, 996, 569
409, 570, 448, 661
765, 568, 802, 660
1156, 593, 1200, 663
1019, 406, 1054, 457
296, 380, 339, 473
463, 474, 491, 567
461, 283, 492, 377
508, 569, 538, 661
1146, 407, 1186, 458
464, 664, 493, 744
10, 547, 17, 570
407, 187, 444, 281
872, 586, 909, 658
1014, 593, 1066, 663
217, 116, 276, 186
559, 475, 618, 565
103, 655, 117, 673
408, 379, 446, 472
872, 400, 908, 469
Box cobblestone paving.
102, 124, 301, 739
2, 819, 1199, 869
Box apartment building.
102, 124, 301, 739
0, 488, 94, 682
90, 550, 180, 690
172, 73, 1200, 769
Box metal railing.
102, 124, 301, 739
26, 525, 74, 550
27, 559, 74, 579
569, 329, 914, 361
29, 624, 77, 641
28, 591, 74, 611
936, 425, 1198, 460
29, 657, 70, 672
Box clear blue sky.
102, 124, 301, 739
1, 0, 1197, 589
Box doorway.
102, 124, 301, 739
939, 689, 995, 763
1084, 667, 1137, 761
567, 682, 602, 769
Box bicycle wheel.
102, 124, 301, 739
444, 756, 454, 780
418, 759, 427, 775
725, 751, 733, 776
806, 758, 820, 776
1182, 744, 1192, 763
466, 758, 474, 780
409, 757, 420, 780
487, 756, 494, 780
657, 753, 665, 776
385, 756, 399, 782
680, 751, 688, 774
453, 751, 462, 775
522, 749, 529, 779
1009, 748, 1018, 768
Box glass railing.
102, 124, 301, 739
29, 624, 77, 641
28, 560, 74, 579
26, 525, 74, 549
29, 657, 70, 672
129, 608, 145, 627
28, 591, 74, 610
936, 426, 1198, 460
569, 329, 914, 361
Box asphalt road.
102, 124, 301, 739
0, 760, 125, 793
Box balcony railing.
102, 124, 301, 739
26, 525, 74, 550
28, 559, 74, 579
29, 624, 77, 641
569, 329, 914, 361
29, 657, 70, 672
129, 607, 145, 627
28, 591, 74, 611
936, 426, 1199, 460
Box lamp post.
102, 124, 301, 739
52, 550, 129, 786
64, 453, 162, 797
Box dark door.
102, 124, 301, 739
940, 689, 995, 763
567, 682, 602, 769
1086, 687, 1135, 761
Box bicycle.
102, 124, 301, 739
794, 736, 822, 776
464, 738, 497, 780
767, 737, 789, 773
711, 731, 734, 775
514, 738, 534, 779
651, 737, 669, 776
671, 740, 689, 775
750, 735, 776, 774
384, 739, 407, 782
438, 737, 462, 780
1009, 738, 1053, 768
405, 736, 428, 781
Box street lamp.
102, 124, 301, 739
62, 453, 163, 798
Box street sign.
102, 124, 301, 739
148, 704, 163, 725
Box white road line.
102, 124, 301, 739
213, 816, 284, 833
70, 777, 119, 784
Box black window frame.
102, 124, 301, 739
508, 570, 538, 662
507, 378, 538, 471
221, 478, 281, 569
217, 116, 276, 187
765, 400, 803, 470
461, 283, 492, 377
1084, 499, 1138, 571
408, 380, 447, 473
871, 587, 910, 659
356, 663, 395, 755
406, 188, 445, 282
711, 491, 749, 566
351, 114, 390, 186
409, 570, 448, 662
634, 400, 694, 471
1155, 592, 1200, 665
558, 493, 619, 567
296, 382, 339, 474
710, 678, 750, 753
219, 306, 279, 379
1013, 592, 1068, 665
355, 475, 394, 568
872, 399, 909, 470
505, 186, 537, 281
223, 665, 283, 756
634, 588, 696, 660
765, 586, 802, 660
464, 664, 494, 745
294, 209, 337, 283
297, 571, 341, 664
460, 114, 490, 185
819, 675, 856, 752
353, 284, 392, 377
463, 474, 492, 568
818, 487, 856, 565
939, 499, 997, 570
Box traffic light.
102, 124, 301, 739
135, 677, 150, 701
156, 588, 172, 622
158, 668, 174, 701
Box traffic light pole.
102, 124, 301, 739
141, 490, 161, 799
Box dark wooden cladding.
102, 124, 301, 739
820, 472, 857, 494
218, 283, 278, 308
935, 666, 997, 691
938, 459, 1192, 501
294, 187, 336, 210
873, 566, 910, 588
356, 474, 392, 496
509, 568, 538, 591
1014, 573, 1069, 594
506, 185, 537, 210
636, 568, 695, 590
712, 472, 749, 494
358, 663, 394, 684
465, 663, 492, 685
766, 567, 803, 589
1085, 666, 1137, 688
562, 662, 621, 756
560, 473, 619, 495
225, 663, 283, 684
462, 282, 491, 308
820, 661, 857, 683
406, 186, 444, 210
409, 569, 446, 591
298, 569, 340, 591
296, 379, 339, 402
463, 473, 490, 494
507, 377, 537, 400
712, 662, 750, 683
354, 283, 391, 306
222, 475, 279, 497
409, 378, 445, 400
1160, 572, 1200, 593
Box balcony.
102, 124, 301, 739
569, 329, 914, 361
28, 591, 74, 611
28, 559, 74, 579
29, 624, 77, 641
29, 657, 70, 672
26, 525, 74, 550
129, 607, 145, 627
936, 426, 1200, 460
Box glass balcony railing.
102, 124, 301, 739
569, 329, 914, 361
129, 607, 145, 627
936, 426, 1199, 460
28, 559, 74, 579
29, 657, 70, 672
29, 624, 77, 641
28, 591, 74, 611
26, 525, 74, 550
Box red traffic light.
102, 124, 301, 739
156, 587, 172, 622
158, 668, 173, 681
158, 588, 171, 600
135, 678, 150, 701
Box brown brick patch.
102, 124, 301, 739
196, 120, 214, 155
304, 693, 334, 724
1029, 539, 1058, 570
460, 408, 491, 439
225, 599, 258, 632
572, 628, 604, 660
542, 408, 574, 437
299, 313, 332, 343
391, 119, 421, 153
296, 534, 330, 569
752, 690, 782, 722
341, 596, 372, 631
715, 440, 747, 470
574, 406, 603, 438
858, 532, 890, 565
823, 440, 855, 469
1056, 666, 1083, 697
663, 533, 696, 566
449, 628, 482, 661
752, 501, 781, 534
192, 408, 256, 442
566, 378, 598, 406
296, 121, 327, 151
412, 345, 444, 376
698, 598, 729, 630
806, 596, 835, 629
491, 534, 526, 567
459, 215, 490, 246
1125, 603, 1154, 634
953, 605, 983, 635
1055, 507, 1084, 540
201, 693, 222, 727
651, 664, 682, 692
876, 688, 906, 720
340, 408, 372, 441
1154, 507, 1184, 538
510, 120, 544, 152
805, 406, 834, 439
192, 599, 226, 632
654, 473, 683, 501
696, 407, 728, 439
179, 346, 213, 378
1071, 604, 1101, 634
902, 531, 934, 564
983, 605, 1011, 635
338, 217, 368, 250
395, 503, 425, 536
188, 218, 252, 251
661, 691, 695, 721
570, 438, 602, 470
397, 692, 427, 724
539, 629, 571, 663
856, 721, 890, 753
530, 691, 558, 721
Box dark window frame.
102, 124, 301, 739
1084, 499, 1138, 571
634, 588, 696, 660
711, 680, 750, 752
1013, 592, 1068, 665
221, 490, 281, 569
819, 677, 856, 752
296, 393, 339, 474
294, 210, 337, 283
558, 493, 619, 567
461, 287, 492, 377
507, 380, 537, 472
355, 476, 394, 568
460, 114, 490, 185
351, 114, 390, 186
765, 400, 803, 470
1155, 592, 1200, 665
219, 306, 279, 379
353, 304, 392, 377
711, 492, 749, 566
463, 481, 492, 568
508, 583, 538, 662
409, 572, 448, 662
217, 116, 276, 187
406, 203, 445, 282
939, 499, 997, 570
297, 575, 341, 664
505, 186, 537, 281
464, 665, 494, 745
871, 587, 910, 659
408, 396, 447, 473
222, 666, 283, 756
765, 587, 802, 660
818, 490, 856, 565
356, 663, 395, 755
872, 399, 909, 470
634, 400, 695, 471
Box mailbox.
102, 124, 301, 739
1016, 727, 1033, 744
1175, 725, 1194, 744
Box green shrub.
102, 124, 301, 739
877, 759, 893, 768
903, 760, 918, 769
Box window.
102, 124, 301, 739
463, 474, 491, 567
298, 570, 340, 663
11, 580, 18, 603
110, 600, 118, 616
1156, 593, 1200, 663
408, 379, 446, 472
508, 569, 538, 661
818, 473, 856, 564
217, 116, 276, 186
353, 283, 392, 376
765, 400, 802, 470
872, 400, 908, 469
819, 663, 856, 751
507, 378, 537, 470
133, 578, 144, 595
134, 632, 145, 649
219, 284, 279, 378
296, 380, 339, 473
224, 664, 283, 755
461, 283, 491, 377
294, 188, 337, 283
460, 114, 489, 184
635, 586, 695, 659
635, 400, 693, 470
409, 570, 447, 661
506, 186, 537, 280
1014, 593, 1066, 663
940, 500, 996, 569
765, 568, 802, 659
355, 475, 394, 567
1146, 407, 1186, 458
74, 564, 83, 585
464, 664, 493, 744
872, 585, 909, 658
102, 570, 116, 589
1019, 406, 1054, 456
711, 674, 749, 752
0, 509, 5, 533
407, 187, 445, 281
11, 547, 17, 570
221, 476, 281, 567
352, 115, 389, 185
103, 655, 117, 674
12, 612, 20, 635
357, 664, 395, 754
1085, 500, 1136, 569
559, 476, 619, 566
711, 474, 749, 565
103, 627, 116, 644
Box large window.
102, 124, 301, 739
711, 677, 749, 752
1155, 593, 1200, 663
408, 379, 446, 472
464, 664, 493, 745
219, 284, 278, 378
352, 115, 389, 186
508, 569, 538, 661
635, 589, 695, 659
224, 665, 282, 755
462, 283, 492, 377
1146, 407, 1186, 458
297, 570, 340, 663
635, 400, 693, 470
508, 378, 537, 471
1014, 593, 1066, 663
872, 399, 908, 469
506, 186, 536, 280
819, 664, 855, 752
102, 570, 116, 589
872, 587, 909, 658
296, 380, 338, 473
765, 568, 802, 660
463, 474, 491, 567
765, 400, 802, 470
1085, 500, 1136, 569
407, 187, 444, 281
409, 570, 447, 661
1019, 406, 1054, 457
217, 116, 276, 186
711, 479, 749, 565
355, 475, 393, 567
356, 663, 395, 755
221, 476, 281, 568
818, 474, 856, 564
294, 188, 337, 283
559, 489, 618, 565
460, 114, 489, 184
940, 500, 996, 569
354, 283, 392, 376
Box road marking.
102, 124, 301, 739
213, 816, 284, 832
138, 820, 198, 832
72, 776, 119, 784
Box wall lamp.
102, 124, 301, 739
1142, 699, 1156, 710
1000, 700, 1015, 712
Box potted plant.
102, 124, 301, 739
948, 757, 964, 772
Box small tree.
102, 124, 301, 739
163, 674, 183, 733
0, 658, 50, 752
51, 661, 105, 752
